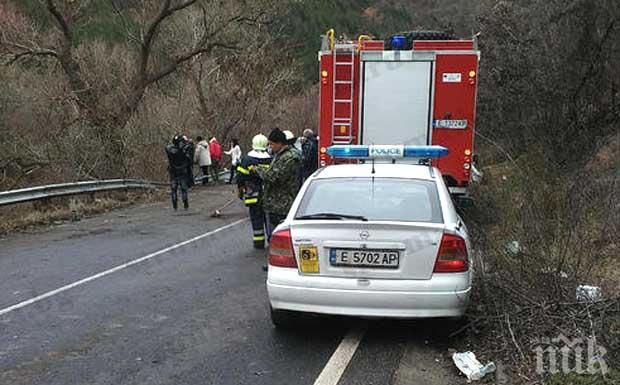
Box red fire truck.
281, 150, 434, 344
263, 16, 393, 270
317, 30, 480, 196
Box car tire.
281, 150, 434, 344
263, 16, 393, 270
270, 306, 297, 329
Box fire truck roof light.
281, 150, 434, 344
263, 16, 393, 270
390, 35, 406, 50
327, 145, 448, 159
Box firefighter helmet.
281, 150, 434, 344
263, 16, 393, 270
283, 130, 297, 146
283, 130, 295, 141
252, 134, 268, 151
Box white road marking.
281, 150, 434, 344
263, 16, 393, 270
313, 325, 367, 385
0, 218, 248, 317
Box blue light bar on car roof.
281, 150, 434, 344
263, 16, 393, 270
403, 145, 449, 158
327, 145, 449, 159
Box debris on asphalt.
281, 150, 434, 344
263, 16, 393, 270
253, 370, 271, 376
452, 351, 496, 382
576, 285, 602, 302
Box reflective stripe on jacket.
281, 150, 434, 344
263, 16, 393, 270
237, 150, 272, 206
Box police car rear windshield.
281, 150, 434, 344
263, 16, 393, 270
295, 178, 443, 223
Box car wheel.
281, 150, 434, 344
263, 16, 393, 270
270, 306, 297, 329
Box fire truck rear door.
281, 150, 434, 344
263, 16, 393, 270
360, 51, 435, 147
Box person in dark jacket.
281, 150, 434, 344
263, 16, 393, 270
253, 128, 302, 240
236, 134, 272, 249
165, 135, 193, 210
301, 129, 318, 181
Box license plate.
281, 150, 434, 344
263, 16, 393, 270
299, 245, 319, 274
329, 249, 400, 268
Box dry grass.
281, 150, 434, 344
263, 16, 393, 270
0, 190, 165, 234
457, 141, 620, 384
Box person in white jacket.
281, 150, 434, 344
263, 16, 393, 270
224, 138, 242, 184
194, 136, 212, 185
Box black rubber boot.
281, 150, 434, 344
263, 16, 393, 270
172, 200, 178, 210
183, 200, 189, 210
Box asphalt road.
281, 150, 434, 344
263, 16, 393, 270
0, 185, 466, 385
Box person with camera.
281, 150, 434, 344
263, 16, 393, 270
165, 134, 193, 210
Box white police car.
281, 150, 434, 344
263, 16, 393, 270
266, 145, 472, 327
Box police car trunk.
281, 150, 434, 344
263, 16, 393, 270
270, 146, 467, 281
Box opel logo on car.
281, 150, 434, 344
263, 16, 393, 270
359, 230, 370, 240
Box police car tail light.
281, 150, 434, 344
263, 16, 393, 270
434, 234, 468, 273
268, 229, 297, 268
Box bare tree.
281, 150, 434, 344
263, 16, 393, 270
182, 13, 300, 145
1, 0, 276, 175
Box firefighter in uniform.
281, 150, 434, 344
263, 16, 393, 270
236, 134, 272, 249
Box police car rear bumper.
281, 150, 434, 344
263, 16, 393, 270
267, 266, 470, 318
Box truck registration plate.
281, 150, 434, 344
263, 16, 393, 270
433, 119, 468, 129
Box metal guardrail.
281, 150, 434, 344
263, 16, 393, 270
194, 169, 230, 183
0, 179, 167, 207
0, 170, 233, 207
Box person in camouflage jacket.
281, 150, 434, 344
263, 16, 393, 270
253, 128, 302, 240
